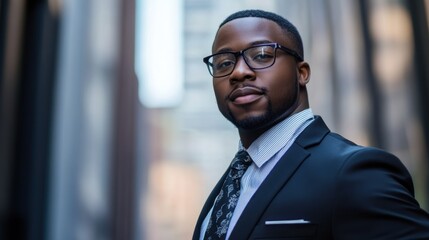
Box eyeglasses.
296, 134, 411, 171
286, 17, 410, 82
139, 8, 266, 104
203, 43, 303, 78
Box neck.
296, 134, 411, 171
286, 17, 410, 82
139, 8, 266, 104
238, 128, 266, 149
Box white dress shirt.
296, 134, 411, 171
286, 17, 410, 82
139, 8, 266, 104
200, 109, 315, 239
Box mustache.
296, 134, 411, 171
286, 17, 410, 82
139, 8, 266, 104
225, 83, 268, 101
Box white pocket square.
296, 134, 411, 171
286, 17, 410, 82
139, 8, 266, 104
265, 219, 310, 225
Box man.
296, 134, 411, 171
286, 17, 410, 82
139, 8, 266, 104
193, 9, 429, 240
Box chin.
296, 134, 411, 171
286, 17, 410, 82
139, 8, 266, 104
225, 103, 273, 130
232, 112, 272, 130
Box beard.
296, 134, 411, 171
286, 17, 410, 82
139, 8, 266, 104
227, 101, 274, 130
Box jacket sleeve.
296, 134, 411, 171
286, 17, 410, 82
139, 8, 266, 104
332, 147, 429, 239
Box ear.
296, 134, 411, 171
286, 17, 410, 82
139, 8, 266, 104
297, 61, 311, 86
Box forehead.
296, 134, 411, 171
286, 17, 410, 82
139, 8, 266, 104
212, 17, 287, 52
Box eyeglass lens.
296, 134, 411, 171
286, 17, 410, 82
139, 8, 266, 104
209, 45, 276, 77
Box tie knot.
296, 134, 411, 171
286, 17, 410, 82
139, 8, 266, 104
230, 150, 252, 170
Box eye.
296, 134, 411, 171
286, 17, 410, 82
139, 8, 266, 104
253, 52, 274, 62
216, 60, 235, 70
248, 46, 275, 63
212, 54, 235, 71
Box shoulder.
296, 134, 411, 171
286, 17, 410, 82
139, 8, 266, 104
299, 116, 405, 170
296, 115, 414, 195
299, 120, 416, 201
318, 131, 414, 192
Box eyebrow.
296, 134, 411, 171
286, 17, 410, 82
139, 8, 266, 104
214, 40, 274, 54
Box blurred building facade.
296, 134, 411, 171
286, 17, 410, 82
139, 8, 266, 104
1, 0, 429, 240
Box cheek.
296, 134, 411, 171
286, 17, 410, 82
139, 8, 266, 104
270, 86, 291, 105
265, 78, 298, 110
213, 81, 228, 106
267, 75, 296, 98
213, 81, 223, 97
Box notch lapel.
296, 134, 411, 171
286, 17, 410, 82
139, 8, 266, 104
229, 144, 310, 239
192, 169, 229, 240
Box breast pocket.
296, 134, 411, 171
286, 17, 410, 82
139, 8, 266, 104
252, 223, 318, 240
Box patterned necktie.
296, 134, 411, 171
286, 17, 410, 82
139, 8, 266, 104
204, 150, 252, 240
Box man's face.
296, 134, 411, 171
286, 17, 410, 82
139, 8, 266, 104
212, 17, 303, 131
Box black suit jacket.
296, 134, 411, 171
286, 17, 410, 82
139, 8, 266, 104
193, 116, 429, 239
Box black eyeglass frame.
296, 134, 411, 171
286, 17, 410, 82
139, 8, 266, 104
203, 43, 303, 78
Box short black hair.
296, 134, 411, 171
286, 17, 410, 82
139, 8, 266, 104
219, 9, 304, 60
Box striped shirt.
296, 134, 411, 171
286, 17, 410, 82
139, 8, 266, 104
200, 108, 315, 239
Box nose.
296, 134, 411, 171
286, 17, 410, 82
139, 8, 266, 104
229, 55, 255, 83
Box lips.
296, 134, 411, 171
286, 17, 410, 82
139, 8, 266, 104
229, 86, 264, 104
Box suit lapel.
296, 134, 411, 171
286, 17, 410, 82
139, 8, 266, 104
229, 144, 310, 239
229, 116, 330, 239
192, 169, 229, 240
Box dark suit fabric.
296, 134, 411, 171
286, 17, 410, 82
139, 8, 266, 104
193, 116, 429, 239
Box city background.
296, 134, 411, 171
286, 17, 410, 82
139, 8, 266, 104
1, 0, 429, 239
